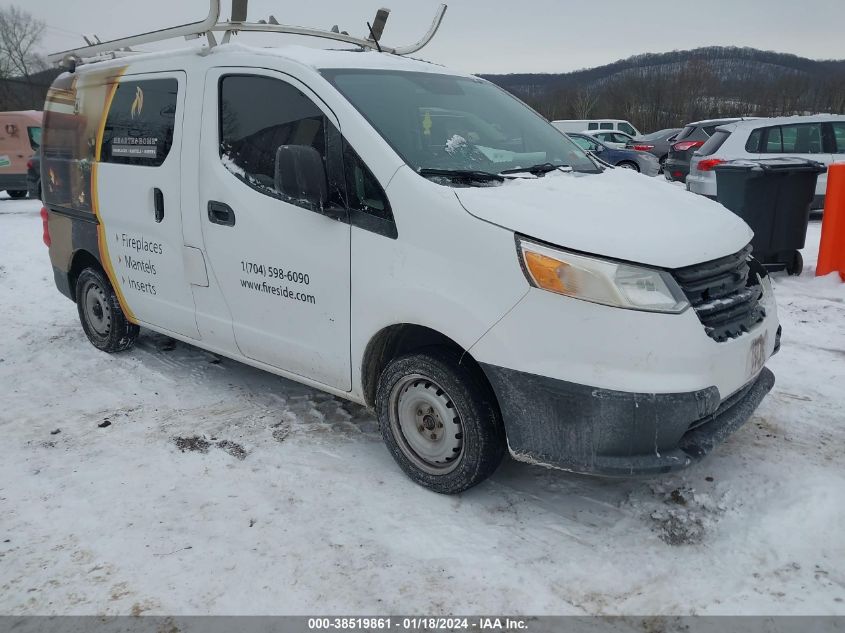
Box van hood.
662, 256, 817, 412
453, 168, 753, 269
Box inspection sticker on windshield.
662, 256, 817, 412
747, 332, 768, 379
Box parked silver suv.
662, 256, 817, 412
687, 114, 845, 209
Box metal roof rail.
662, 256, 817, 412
47, 0, 447, 66
48, 0, 221, 64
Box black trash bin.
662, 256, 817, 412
714, 158, 827, 275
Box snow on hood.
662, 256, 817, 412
454, 168, 753, 269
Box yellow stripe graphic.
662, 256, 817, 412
92, 69, 137, 323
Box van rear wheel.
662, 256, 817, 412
376, 348, 506, 494
75, 267, 139, 353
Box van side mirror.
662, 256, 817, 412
274, 145, 328, 210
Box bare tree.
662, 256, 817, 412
0, 5, 46, 80
573, 88, 599, 119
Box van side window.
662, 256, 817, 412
219, 75, 343, 212
588, 123, 599, 130
833, 122, 845, 154
100, 78, 178, 166
600, 122, 613, 130
342, 141, 391, 221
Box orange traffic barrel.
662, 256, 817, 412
817, 163, 845, 281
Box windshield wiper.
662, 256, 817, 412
418, 168, 504, 183
499, 162, 571, 176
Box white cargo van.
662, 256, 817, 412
41, 2, 780, 493
552, 119, 642, 137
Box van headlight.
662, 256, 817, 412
518, 238, 690, 314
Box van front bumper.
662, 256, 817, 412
481, 363, 775, 476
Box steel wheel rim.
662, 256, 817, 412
83, 280, 112, 337
389, 374, 464, 475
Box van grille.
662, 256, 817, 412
672, 246, 765, 343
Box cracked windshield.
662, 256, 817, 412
323, 69, 599, 179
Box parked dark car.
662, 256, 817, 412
664, 118, 748, 183
625, 128, 681, 171
568, 133, 660, 176
27, 154, 41, 200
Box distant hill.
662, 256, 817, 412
481, 47, 845, 133
4, 47, 844, 132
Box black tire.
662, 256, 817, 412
7, 190, 27, 199
75, 267, 139, 352
787, 250, 804, 276
376, 347, 506, 494
617, 161, 640, 172
658, 155, 667, 174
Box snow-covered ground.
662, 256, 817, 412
1, 194, 843, 616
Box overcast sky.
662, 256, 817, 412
16, 0, 845, 74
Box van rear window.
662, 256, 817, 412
100, 78, 178, 166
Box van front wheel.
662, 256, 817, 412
376, 348, 506, 494
75, 267, 139, 353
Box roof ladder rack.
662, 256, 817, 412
48, 0, 447, 66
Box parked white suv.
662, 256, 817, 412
688, 114, 845, 209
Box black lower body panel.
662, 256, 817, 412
0, 173, 28, 191
53, 265, 74, 300
481, 364, 775, 476
663, 159, 690, 183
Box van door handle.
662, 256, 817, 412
154, 188, 164, 223
207, 200, 236, 226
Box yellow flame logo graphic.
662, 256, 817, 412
130, 86, 144, 119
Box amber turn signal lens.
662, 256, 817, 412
524, 250, 568, 293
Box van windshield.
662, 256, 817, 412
28, 126, 41, 150
322, 69, 599, 180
